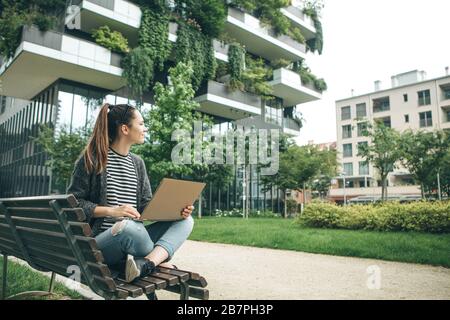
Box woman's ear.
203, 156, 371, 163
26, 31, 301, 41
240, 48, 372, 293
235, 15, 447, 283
120, 124, 130, 136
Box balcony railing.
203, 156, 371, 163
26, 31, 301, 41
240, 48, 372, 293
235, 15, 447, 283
197, 80, 262, 109
227, 7, 306, 54
283, 117, 301, 131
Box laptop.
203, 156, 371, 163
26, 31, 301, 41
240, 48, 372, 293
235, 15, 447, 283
140, 178, 206, 221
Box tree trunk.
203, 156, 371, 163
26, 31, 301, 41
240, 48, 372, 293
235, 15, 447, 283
420, 183, 425, 200
198, 193, 202, 219
284, 190, 287, 219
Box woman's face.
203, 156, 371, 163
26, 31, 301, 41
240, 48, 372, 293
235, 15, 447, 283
122, 110, 148, 144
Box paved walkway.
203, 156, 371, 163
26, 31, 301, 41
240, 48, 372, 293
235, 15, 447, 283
9, 240, 450, 300
157, 240, 450, 300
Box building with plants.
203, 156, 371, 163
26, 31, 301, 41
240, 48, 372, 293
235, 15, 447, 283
0, 0, 325, 214
331, 69, 450, 203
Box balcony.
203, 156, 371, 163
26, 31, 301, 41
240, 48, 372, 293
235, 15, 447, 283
282, 117, 302, 136
0, 25, 125, 100
195, 80, 262, 120
280, 5, 316, 40
67, 0, 141, 46
68, 0, 229, 61
225, 7, 306, 61
268, 68, 322, 106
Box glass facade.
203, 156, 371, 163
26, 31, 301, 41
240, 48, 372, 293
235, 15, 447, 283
0, 80, 285, 214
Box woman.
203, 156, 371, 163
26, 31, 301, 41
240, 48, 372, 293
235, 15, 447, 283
67, 103, 194, 289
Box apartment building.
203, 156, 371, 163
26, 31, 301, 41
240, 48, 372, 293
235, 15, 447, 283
330, 69, 450, 203
0, 0, 323, 214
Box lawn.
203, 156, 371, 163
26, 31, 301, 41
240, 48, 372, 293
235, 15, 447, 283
189, 217, 450, 268
0, 256, 83, 300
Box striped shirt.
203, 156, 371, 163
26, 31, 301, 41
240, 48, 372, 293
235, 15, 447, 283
99, 147, 138, 232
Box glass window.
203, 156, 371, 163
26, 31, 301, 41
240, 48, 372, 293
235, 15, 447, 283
418, 90, 431, 106
404, 114, 409, 123
71, 94, 88, 132
403, 94, 408, 102
359, 161, 369, 175
341, 106, 351, 120
343, 163, 353, 176
56, 91, 74, 135
357, 122, 368, 137
373, 97, 390, 113
419, 111, 433, 127
446, 109, 450, 122
444, 88, 450, 100
343, 143, 352, 158
356, 103, 366, 118
375, 117, 391, 128
342, 125, 352, 139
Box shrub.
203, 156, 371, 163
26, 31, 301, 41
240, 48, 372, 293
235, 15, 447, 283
92, 26, 129, 54
296, 201, 450, 233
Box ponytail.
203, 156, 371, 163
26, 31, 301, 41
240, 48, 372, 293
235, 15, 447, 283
83, 103, 110, 175
82, 102, 136, 175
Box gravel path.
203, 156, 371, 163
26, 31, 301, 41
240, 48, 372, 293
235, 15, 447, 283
157, 240, 450, 300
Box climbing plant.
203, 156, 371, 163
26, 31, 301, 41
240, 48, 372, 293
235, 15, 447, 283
121, 47, 154, 99
173, 21, 216, 91
138, 7, 172, 71
228, 42, 246, 91
303, 0, 324, 54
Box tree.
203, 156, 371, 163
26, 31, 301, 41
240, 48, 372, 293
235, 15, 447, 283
357, 123, 402, 201
260, 144, 323, 218
33, 124, 91, 192
400, 130, 450, 199
310, 148, 337, 199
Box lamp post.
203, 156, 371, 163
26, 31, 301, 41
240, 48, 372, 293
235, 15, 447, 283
339, 172, 347, 206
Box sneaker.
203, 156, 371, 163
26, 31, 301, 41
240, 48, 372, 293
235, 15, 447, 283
124, 254, 155, 283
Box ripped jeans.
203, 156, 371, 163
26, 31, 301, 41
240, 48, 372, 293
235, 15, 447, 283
95, 216, 194, 267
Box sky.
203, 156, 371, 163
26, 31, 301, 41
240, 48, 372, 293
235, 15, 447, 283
294, 0, 450, 146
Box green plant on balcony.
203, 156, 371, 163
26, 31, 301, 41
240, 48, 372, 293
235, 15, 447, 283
92, 26, 130, 54
293, 61, 327, 92
227, 42, 246, 91
303, 0, 324, 54
270, 58, 292, 69
228, 0, 307, 46
173, 20, 217, 91
173, 0, 227, 38
121, 47, 154, 99
138, 7, 172, 71
0, 0, 66, 58
242, 54, 274, 99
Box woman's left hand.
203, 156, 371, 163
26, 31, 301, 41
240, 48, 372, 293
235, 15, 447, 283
181, 205, 194, 219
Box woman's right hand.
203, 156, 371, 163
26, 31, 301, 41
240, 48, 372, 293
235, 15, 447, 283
109, 205, 141, 220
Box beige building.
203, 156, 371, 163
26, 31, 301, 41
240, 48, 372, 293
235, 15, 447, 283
330, 69, 450, 203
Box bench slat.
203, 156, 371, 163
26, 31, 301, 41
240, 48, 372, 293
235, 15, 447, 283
6, 207, 86, 222
114, 280, 144, 297
130, 279, 156, 294
20, 236, 104, 263
157, 267, 190, 281
0, 223, 98, 252
29, 256, 116, 293
149, 272, 179, 286
0, 195, 78, 209
164, 285, 209, 300
139, 276, 167, 290
0, 216, 92, 237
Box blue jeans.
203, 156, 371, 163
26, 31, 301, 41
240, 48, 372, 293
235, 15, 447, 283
95, 216, 194, 267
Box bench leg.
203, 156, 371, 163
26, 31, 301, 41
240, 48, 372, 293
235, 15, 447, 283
48, 272, 56, 293
179, 280, 190, 300
1, 254, 7, 300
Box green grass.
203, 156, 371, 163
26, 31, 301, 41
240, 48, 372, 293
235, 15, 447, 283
0, 256, 83, 300
189, 217, 450, 268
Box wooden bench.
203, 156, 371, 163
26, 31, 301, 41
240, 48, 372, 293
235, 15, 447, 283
0, 194, 208, 300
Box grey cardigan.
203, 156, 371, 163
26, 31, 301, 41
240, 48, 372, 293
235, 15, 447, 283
66, 152, 153, 235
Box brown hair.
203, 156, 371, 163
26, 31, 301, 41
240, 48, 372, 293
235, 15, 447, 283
82, 103, 136, 174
